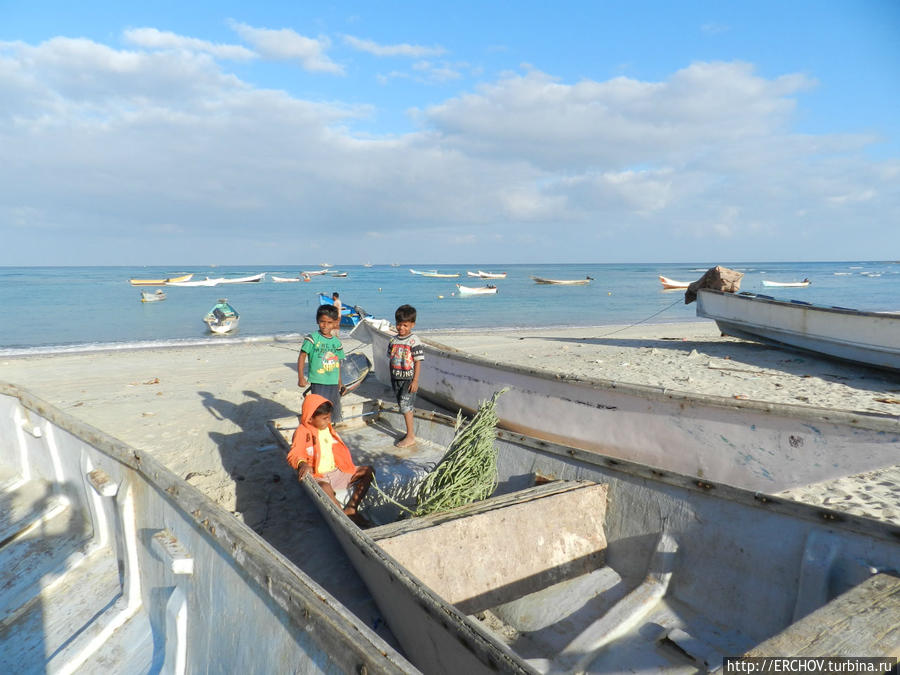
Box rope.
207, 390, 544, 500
589, 296, 684, 340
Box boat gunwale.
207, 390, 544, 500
0, 380, 415, 674
698, 288, 897, 320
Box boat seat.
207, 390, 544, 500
369, 481, 608, 614
744, 573, 900, 657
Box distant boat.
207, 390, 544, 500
466, 270, 507, 279
410, 269, 460, 278
330, 272, 348, 278
203, 299, 239, 334
456, 284, 498, 296
363, 263, 373, 268
301, 269, 328, 277
140, 289, 166, 302
761, 279, 810, 288
659, 275, 690, 289
215, 273, 266, 284
531, 275, 593, 285
696, 289, 900, 372
318, 293, 368, 328
166, 277, 220, 287
129, 273, 193, 286
320, 262, 333, 268
272, 275, 302, 283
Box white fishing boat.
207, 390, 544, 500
761, 279, 810, 288
213, 272, 266, 284
456, 284, 498, 296
166, 277, 221, 287
140, 289, 166, 302
129, 273, 193, 286
696, 289, 900, 372
272, 275, 302, 283
0, 383, 413, 673
659, 275, 690, 289
531, 276, 593, 285
269, 401, 900, 675
203, 299, 239, 334
363, 263, 374, 268
467, 270, 507, 279
410, 269, 460, 278
350, 318, 900, 493
302, 269, 329, 276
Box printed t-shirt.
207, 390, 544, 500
301, 332, 344, 385
316, 428, 337, 474
387, 333, 424, 380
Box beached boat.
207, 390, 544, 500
214, 272, 265, 284
0, 383, 413, 674
456, 284, 498, 296
269, 401, 900, 675
696, 289, 900, 372
140, 289, 166, 302
531, 276, 593, 285
410, 269, 460, 278
317, 293, 368, 328
129, 273, 193, 286
761, 279, 810, 288
467, 270, 507, 279
350, 318, 900, 493
203, 299, 239, 334
272, 275, 302, 282
659, 275, 690, 289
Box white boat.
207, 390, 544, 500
140, 289, 166, 302
696, 289, 900, 372
331, 272, 348, 278
532, 275, 593, 285
272, 275, 302, 282
213, 273, 266, 284
129, 273, 192, 286
410, 269, 460, 278
320, 262, 332, 268
350, 318, 900, 493
761, 279, 810, 288
659, 275, 690, 289
467, 270, 507, 279
302, 269, 329, 276
0, 383, 413, 673
456, 284, 498, 296
269, 401, 900, 675
166, 277, 221, 287
203, 299, 239, 334
363, 263, 373, 268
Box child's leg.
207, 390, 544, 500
316, 479, 342, 509
344, 466, 374, 515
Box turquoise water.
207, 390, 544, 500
1, 262, 897, 355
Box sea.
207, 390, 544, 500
1, 261, 897, 356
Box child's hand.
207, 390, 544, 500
296, 462, 310, 481
409, 380, 419, 393
298, 375, 308, 387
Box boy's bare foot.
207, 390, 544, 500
394, 436, 417, 448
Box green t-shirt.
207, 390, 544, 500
301, 332, 345, 385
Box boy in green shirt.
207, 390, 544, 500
298, 305, 346, 421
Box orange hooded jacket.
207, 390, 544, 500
287, 394, 357, 478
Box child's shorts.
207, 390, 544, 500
309, 383, 342, 422
391, 379, 417, 413
319, 469, 354, 506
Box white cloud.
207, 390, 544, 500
228, 21, 343, 74
124, 28, 255, 60
343, 35, 445, 58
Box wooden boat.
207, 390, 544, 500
269, 401, 900, 675
761, 279, 810, 287
410, 269, 460, 278
330, 272, 348, 278
696, 289, 900, 372
350, 318, 900, 493
456, 284, 498, 296
272, 275, 302, 282
531, 276, 593, 285
0, 382, 413, 674
140, 289, 166, 302
214, 272, 266, 284
129, 273, 193, 286
318, 293, 368, 328
166, 277, 220, 287
302, 269, 329, 276
467, 270, 507, 279
203, 299, 239, 334
659, 275, 690, 289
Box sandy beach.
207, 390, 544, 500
2, 322, 898, 551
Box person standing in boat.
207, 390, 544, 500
387, 304, 424, 448
287, 395, 373, 522
298, 304, 345, 421
331, 292, 342, 337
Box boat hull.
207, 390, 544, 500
696, 289, 900, 372
352, 319, 900, 493
531, 276, 591, 285
659, 275, 689, 289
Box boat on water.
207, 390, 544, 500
350, 318, 900, 493
166, 277, 221, 287
696, 289, 900, 372
467, 270, 507, 279
761, 279, 810, 288
269, 400, 900, 674
331, 272, 348, 278
214, 272, 266, 284
531, 276, 593, 285
318, 293, 368, 328
129, 273, 193, 286
140, 289, 166, 302
272, 275, 302, 283
363, 263, 374, 268
456, 284, 498, 296
659, 275, 690, 289
302, 269, 329, 277
410, 269, 460, 278
203, 299, 239, 334
0, 383, 413, 674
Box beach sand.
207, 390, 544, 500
2, 322, 898, 548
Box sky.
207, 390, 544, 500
1, 1, 898, 266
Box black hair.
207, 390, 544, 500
317, 304, 339, 321
332, 292, 339, 299
313, 400, 333, 417
395, 304, 417, 323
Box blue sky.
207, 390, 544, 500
1, 1, 898, 265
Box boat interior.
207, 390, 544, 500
273, 402, 900, 673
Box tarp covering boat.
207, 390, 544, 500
684, 265, 743, 304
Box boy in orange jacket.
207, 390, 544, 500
287, 394, 373, 518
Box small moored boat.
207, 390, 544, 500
467, 270, 507, 279
318, 293, 368, 328
761, 279, 810, 288
214, 273, 266, 284
456, 284, 498, 296
532, 275, 593, 285
203, 299, 239, 334
410, 269, 460, 278
140, 289, 166, 302
659, 275, 690, 289
129, 273, 193, 286
272, 275, 302, 283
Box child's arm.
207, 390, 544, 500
410, 359, 420, 393
297, 351, 308, 387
